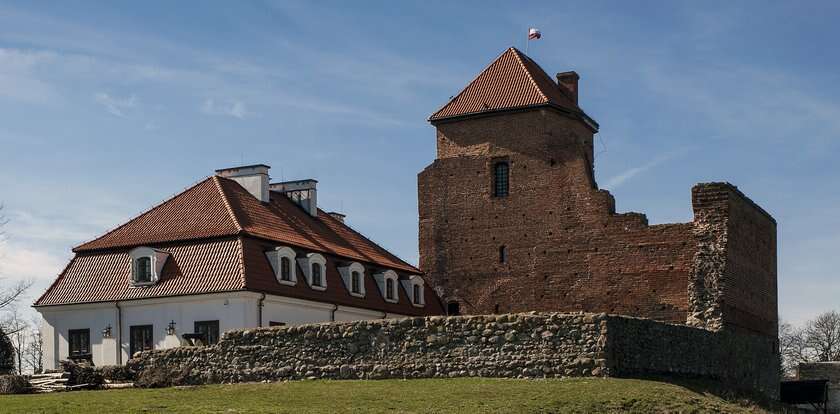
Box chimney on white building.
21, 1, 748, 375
327, 212, 346, 223
215, 164, 271, 203
270, 179, 318, 217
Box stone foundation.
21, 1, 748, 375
128, 313, 778, 399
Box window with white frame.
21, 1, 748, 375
338, 262, 366, 298
129, 247, 168, 286
351, 271, 362, 294
297, 253, 327, 291
401, 275, 425, 307
373, 270, 399, 303
266, 246, 297, 286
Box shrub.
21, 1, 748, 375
0, 329, 14, 375
0, 375, 31, 394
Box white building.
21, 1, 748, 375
34, 164, 440, 369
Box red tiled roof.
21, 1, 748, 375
33, 236, 441, 316
74, 176, 418, 273
35, 175, 435, 313
74, 177, 241, 252
429, 47, 596, 129
35, 238, 245, 306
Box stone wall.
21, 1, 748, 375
605, 315, 779, 399
127, 313, 778, 399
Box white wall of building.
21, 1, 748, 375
38, 292, 412, 369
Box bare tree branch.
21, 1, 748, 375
0, 204, 8, 238
0, 278, 33, 312
805, 311, 840, 362
780, 320, 813, 377
24, 317, 43, 374
0, 207, 33, 313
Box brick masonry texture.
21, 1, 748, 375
126, 313, 778, 398
418, 108, 777, 338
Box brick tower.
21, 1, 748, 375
418, 48, 777, 338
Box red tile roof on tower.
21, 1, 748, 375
35, 175, 442, 316
429, 47, 597, 130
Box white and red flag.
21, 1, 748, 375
528, 27, 541, 40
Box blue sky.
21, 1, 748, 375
0, 1, 838, 326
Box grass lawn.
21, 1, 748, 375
0, 377, 767, 413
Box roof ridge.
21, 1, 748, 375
429, 47, 520, 121
509, 47, 550, 103
318, 208, 420, 273
213, 176, 244, 232
73, 176, 217, 252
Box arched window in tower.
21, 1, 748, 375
493, 161, 509, 197
499, 245, 507, 264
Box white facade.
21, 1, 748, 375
37, 292, 407, 370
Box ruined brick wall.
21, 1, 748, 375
418, 108, 777, 337
419, 109, 696, 324
688, 183, 778, 337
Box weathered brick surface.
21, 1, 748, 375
419, 108, 777, 338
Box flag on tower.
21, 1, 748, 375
528, 27, 541, 40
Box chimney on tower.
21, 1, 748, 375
556, 71, 580, 104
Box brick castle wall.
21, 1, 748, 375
419, 108, 777, 337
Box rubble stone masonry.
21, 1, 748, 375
418, 108, 777, 338
128, 313, 779, 398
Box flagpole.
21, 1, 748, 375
526, 28, 530, 54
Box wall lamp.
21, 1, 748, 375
166, 320, 177, 336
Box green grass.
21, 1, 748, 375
0, 378, 766, 414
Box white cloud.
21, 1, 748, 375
0, 241, 67, 283
603, 148, 692, 190
94, 92, 137, 117
0, 48, 60, 103
201, 98, 248, 119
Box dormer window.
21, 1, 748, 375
129, 247, 168, 286
351, 272, 362, 294
338, 262, 366, 298
386, 279, 395, 300
401, 275, 425, 307
135, 257, 152, 283
373, 270, 399, 303
297, 253, 327, 291
280, 257, 292, 281
312, 263, 323, 287
266, 246, 297, 286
